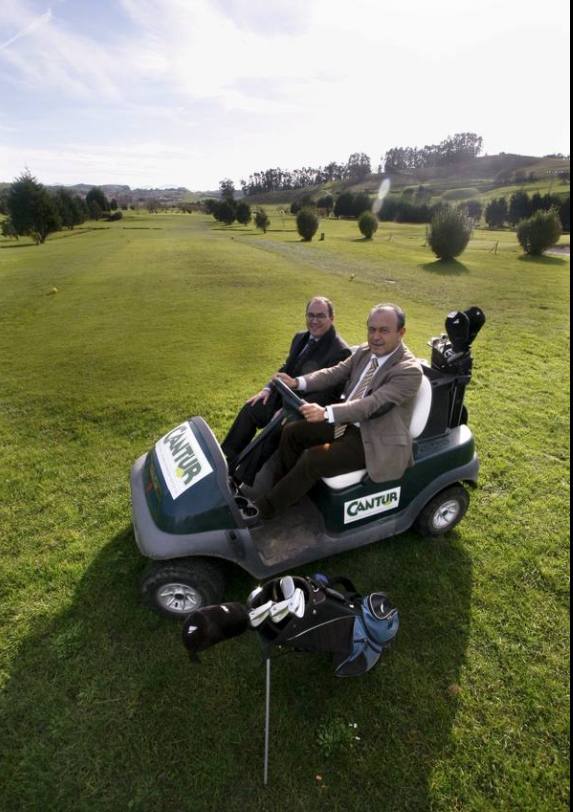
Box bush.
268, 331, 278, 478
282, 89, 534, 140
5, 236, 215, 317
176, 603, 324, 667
296, 208, 319, 241
334, 192, 355, 218
378, 198, 432, 224
517, 210, 562, 255
351, 192, 372, 218
254, 208, 270, 233
485, 198, 508, 228
428, 206, 472, 260
460, 200, 483, 221
215, 201, 236, 225
105, 211, 123, 221
316, 193, 334, 214
290, 201, 301, 215
235, 201, 252, 225
358, 211, 378, 239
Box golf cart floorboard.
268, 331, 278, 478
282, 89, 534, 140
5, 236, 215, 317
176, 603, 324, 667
250, 498, 326, 566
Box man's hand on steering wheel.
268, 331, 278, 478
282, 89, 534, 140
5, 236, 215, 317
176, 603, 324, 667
299, 403, 327, 423
273, 372, 298, 389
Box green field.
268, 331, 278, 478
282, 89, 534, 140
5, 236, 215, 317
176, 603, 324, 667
0, 213, 569, 810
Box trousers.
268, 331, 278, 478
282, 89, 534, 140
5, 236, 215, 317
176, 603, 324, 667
221, 393, 280, 467
266, 421, 366, 512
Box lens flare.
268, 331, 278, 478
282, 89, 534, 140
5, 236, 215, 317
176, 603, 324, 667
372, 178, 391, 215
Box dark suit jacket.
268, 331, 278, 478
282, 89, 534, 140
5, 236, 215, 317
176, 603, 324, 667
303, 343, 422, 481
271, 326, 351, 406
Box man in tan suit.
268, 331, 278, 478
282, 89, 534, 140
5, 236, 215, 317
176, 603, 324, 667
256, 304, 422, 519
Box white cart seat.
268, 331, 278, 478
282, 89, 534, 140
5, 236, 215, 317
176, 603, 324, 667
321, 373, 433, 490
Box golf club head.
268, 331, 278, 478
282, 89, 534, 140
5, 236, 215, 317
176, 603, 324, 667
249, 600, 273, 628
445, 310, 470, 353
280, 576, 295, 601
464, 306, 486, 344
288, 588, 306, 618
269, 599, 291, 624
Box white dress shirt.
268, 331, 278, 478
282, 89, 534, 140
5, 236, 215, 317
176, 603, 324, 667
297, 345, 401, 424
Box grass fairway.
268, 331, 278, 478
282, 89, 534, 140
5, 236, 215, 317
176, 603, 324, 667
0, 213, 569, 810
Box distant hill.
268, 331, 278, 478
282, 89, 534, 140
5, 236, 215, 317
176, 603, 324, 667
244, 154, 570, 204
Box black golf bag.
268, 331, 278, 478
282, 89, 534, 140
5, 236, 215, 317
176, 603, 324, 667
246, 573, 399, 677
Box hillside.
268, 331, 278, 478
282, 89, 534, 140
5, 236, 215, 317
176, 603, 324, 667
244, 154, 570, 205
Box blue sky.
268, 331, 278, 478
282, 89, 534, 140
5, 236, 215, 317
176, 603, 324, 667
0, 0, 570, 190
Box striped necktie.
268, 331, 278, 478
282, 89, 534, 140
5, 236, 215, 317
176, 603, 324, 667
334, 356, 379, 439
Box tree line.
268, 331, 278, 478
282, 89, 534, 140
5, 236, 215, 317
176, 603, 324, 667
239, 153, 372, 196
484, 191, 570, 231
384, 133, 484, 171
0, 172, 122, 243
237, 134, 485, 196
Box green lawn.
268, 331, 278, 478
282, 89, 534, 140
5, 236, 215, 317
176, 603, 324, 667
0, 213, 569, 810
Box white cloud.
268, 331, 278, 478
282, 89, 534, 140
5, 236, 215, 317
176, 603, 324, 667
0, 0, 569, 187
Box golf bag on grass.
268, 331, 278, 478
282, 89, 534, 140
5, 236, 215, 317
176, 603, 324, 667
182, 573, 399, 677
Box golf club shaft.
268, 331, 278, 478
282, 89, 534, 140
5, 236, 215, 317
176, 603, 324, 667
264, 658, 271, 786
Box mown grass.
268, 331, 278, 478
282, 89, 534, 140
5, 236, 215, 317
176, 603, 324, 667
0, 212, 569, 811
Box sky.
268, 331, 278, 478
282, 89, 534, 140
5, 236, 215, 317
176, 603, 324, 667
0, 0, 570, 190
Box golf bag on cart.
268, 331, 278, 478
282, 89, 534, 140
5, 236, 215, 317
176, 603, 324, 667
182, 574, 399, 677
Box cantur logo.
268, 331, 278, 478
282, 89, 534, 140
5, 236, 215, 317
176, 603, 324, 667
155, 423, 213, 500
344, 487, 401, 524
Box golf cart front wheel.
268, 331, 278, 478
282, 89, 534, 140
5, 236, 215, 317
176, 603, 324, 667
141, 558, 225, 618
415, 485, 470, 537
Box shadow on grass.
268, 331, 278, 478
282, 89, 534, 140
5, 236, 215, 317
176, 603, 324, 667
421, 258, 470, 275
0, 526, 472, 810
0, 242, 37, 249
517, 253, 568, 266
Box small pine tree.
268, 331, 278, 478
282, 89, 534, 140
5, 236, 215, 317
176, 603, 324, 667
358, 211, 378, 239
517, 210, 562, 255
7, 171, 61, 243
428, 206, 472, 260
296, 208, 319, 241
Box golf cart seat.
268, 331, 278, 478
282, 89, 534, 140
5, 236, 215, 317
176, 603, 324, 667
321, 373, 433, 491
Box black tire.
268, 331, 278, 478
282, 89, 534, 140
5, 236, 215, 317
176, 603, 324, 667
415, 485, 470, 537
140, 558, 226, 618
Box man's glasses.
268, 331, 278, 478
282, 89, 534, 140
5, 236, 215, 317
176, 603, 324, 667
306, 312, 329, 321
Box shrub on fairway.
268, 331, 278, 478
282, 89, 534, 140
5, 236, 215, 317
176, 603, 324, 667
254, 208, 270, 233
334, 192, 355, 218
352, 193, 372, 218
428, 206, 472, 260
358, 211, 378, 239
485, 197, 508, 228
517, 210, 563, 255
235, 201, 252, 226
86, 187, 110, 214
216, 201, 236, 225
317, 193, 334, 215
296, 208, 319, 241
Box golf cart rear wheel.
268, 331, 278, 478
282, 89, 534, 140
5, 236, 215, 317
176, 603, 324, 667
141, 558, 225, 618
415, 485, 469, 537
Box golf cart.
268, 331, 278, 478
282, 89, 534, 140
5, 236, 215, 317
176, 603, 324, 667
130, 307, 485, 618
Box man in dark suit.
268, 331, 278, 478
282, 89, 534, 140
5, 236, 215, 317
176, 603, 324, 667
221, 297, 351, 476
256, 304, 423, 518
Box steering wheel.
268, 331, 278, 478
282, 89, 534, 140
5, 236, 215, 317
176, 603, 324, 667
272, 377, 306, 419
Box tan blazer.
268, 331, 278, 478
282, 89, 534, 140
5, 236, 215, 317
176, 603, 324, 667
303, 343, 423, 482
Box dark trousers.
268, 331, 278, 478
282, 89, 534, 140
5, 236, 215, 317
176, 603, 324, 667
221, 395, 279, 467
267, 421, 366, 512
